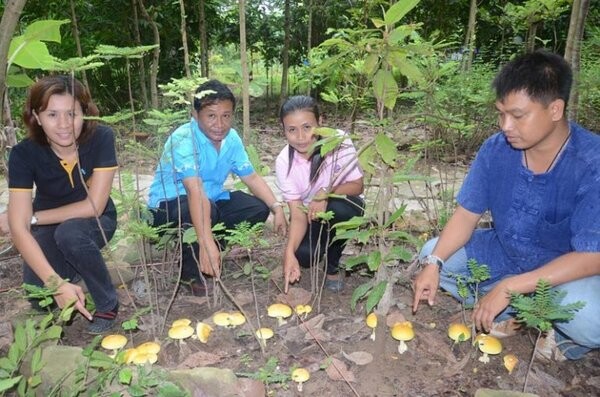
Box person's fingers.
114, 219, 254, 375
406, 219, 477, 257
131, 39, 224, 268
412, 285, 423, 313
77, 302, 93, 320
284, 274, 290, 294
428, 288, 437, 306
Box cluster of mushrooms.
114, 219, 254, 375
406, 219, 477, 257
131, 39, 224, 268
99, 302, 314, 391
100, 305, 518, 393
365, 316, 518, 374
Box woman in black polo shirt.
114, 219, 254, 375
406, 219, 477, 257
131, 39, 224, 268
7, 75, 119, 334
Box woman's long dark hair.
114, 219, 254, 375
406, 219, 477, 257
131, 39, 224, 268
23, 75, 99, 146
279, 95, 325, 183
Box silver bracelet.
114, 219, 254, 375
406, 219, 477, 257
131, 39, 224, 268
420, 254, 444, 270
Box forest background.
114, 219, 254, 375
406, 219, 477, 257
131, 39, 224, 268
0, 0, 599, 395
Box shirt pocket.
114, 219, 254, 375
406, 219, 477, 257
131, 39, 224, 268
536, 216, 571, 254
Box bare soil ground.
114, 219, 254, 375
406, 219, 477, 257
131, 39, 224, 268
1, 236, 599, 397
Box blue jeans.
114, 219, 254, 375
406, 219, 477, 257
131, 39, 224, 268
420, 237, 600, 360
24, 209, 118, 313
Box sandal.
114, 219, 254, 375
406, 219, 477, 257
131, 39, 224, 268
88, 303, 119, 334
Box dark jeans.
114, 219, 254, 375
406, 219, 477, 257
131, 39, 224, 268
24, 209, 118, 312
149, 191, 269, 281
296, 195, 364, 275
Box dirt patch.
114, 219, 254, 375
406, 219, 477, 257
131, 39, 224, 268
1, 236, 598, 397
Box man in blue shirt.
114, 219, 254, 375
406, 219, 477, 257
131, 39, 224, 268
412, 51, 600, 360
148, 80, 287, 293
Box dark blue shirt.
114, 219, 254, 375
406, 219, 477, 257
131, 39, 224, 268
457, 122, 600, 285
8, 125, 118, 213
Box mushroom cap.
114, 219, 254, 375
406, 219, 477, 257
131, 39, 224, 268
391, 321, 415, 342
228, 312, 246, 326
295, 304, 312, 316
255, 327, 274, 340
475, 334, 502, 355
101, 334, 128, 350
196, 322, 214, 343
291, 367, 310, 383
168, 324, 194, 340
503, 353, 519, 374
136, 341, 161, 355
213, 312, 232, 327
448, 323, 471, 342
267, 303, 292, 319
123, 348, 139, 364
172, 318, 192, 327
132, 352, 158, 365
366, 313, 378, 329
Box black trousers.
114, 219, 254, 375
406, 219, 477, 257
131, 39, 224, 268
149, 191, 269, 281
296, 195, 364, 275
24, 207, 118, 312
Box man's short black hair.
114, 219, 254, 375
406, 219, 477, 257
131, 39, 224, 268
493, 50, 572, 106
193, 79, 236, 111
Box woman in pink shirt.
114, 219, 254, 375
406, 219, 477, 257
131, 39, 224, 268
276, 96, 364, 293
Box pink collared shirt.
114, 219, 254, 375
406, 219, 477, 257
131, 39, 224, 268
275, 130, 363, 205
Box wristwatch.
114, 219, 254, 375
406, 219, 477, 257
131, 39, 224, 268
420, 254, 444, 270
31, 214, 38, 225
269, 201, 283, 214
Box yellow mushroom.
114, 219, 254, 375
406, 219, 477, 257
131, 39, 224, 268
295, 304, 312, 319
268, 303, 293, 326
136, 341, 161, 355
213, 312, 232, 328
196, 322, 214, 343
123, 348, 139, 364
366, 313, 377, 341
228, 312, 246, 327
475, 334, 502, 363
291, 367, 310, 392
503, 353, 519, 374
101, 334, 128, 358
255, 327, 274, 347
168, 324, 194, 344
131, 351, 158, 365
448, 323, 471, 343
171, 318, 192, 327
391, 321, 414, 354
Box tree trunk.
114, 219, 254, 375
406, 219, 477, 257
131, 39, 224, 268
525, 22, 538, 52
131, 0, 149, 110
239, 0, 250, 141
69, 0, 88, 88
461, 0, 477, 71
279, 0, 290, 108
306, 0, 312, 95
179, 0, 191, 78
198, 0, 209, 77
0, 0, 27, 152
137, 0, 160, 109
565, 0, 590, 121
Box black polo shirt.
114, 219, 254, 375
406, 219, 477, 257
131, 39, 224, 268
8, 124, 118, 212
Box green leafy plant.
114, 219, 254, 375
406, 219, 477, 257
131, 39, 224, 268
236, 357, 290, 390
334, 206, 418, 314
121, 306, 153, 332
453, 258, 490, 325
510, 279, 585, 392
0, 293, 76, 397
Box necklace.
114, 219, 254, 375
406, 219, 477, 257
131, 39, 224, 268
524, 132, 571, 173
